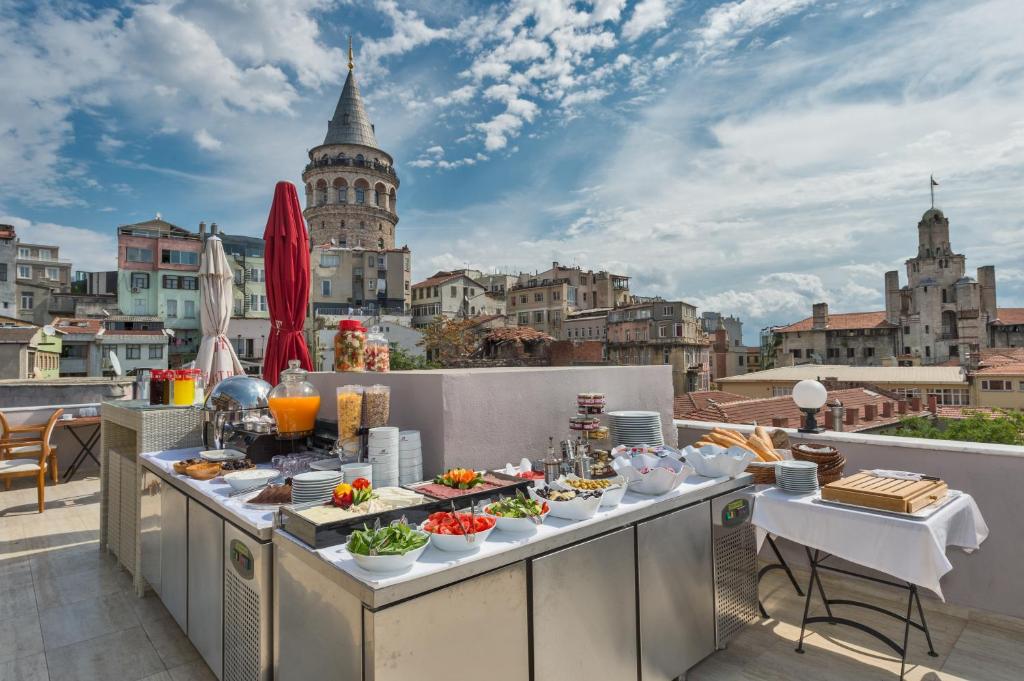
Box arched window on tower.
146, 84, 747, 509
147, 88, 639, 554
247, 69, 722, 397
378, 223, 383, 232
374, 182, 386, 208
355, 154, 365, 167
354, 179, 369, 204
378, 238, 384, 249
389, 188, 396, 213
333, 178, 348, 204
315, 179, 327, 206
360, 221, 366, 230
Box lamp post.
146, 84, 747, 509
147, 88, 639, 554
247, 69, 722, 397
793, 379, 827, 433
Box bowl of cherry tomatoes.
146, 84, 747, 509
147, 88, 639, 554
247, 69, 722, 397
421, 511, 496, 552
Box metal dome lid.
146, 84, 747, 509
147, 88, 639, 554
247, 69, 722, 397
203, 375, 272, 411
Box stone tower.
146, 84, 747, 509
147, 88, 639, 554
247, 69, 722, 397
882, 208, 997, 364
302, 42, 399, 249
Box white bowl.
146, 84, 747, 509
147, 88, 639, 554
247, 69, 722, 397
484, 506, 550, 533
422, 523, 495, 552
613, 454, 693, 496
553, 475, 627, 508
222, 469, 279, 492
682, 444, 757, 478
349, 539, 430, 573
528, 487, 604, 520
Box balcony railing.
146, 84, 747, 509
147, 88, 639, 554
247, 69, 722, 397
304, 156, 399, 179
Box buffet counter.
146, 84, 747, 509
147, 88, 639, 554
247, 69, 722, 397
139, 448, 275, 681
273, 473, 754, 681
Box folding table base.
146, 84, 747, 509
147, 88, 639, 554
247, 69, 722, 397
795, 548, 938, 679
757, 534, 804, 618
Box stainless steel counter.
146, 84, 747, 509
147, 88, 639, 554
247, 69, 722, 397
274, 474, 754, 681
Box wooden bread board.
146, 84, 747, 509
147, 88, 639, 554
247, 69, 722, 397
821, 472, 948, 513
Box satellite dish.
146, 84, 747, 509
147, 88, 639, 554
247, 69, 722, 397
42, 325, 56, 336
164, 328, 175, 337
109, 350, 123, 377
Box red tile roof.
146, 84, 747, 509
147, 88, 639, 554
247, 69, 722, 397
935, 406, 1003, 420
673, 391, 748, 419
52, 318, 103, 334
776, 311, 893, 333
484, 327, 553, 344
412, 271, 483, 290
973, 362, 1024, 376
685, 388, 928, 432
992, 308, 1024, 325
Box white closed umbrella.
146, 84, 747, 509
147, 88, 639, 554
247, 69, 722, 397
196, 236, 243, 389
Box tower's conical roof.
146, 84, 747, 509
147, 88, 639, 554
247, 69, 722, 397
324, 68, 379, 148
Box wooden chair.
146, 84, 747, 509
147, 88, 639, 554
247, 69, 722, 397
0, 410, 60, 483
0, 409, 63, 512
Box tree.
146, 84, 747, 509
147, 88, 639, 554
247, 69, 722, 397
388, 343, 437, 370
418, 317, 479, 366
885, 411, 1024, 446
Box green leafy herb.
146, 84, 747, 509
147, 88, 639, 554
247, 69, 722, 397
347, 522, 429, 556
486, 490, 547, 518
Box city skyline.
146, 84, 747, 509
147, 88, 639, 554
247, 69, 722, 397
2, 0, 1023, 344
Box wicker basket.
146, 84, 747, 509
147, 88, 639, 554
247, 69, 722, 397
745, 462, 777, 485
792, 443, 845, 485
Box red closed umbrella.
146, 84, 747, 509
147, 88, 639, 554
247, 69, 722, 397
261, 181, 313, 384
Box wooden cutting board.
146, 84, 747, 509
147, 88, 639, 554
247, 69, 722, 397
821, 472, 948, 513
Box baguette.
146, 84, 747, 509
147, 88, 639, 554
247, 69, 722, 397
705, 432, 747, 449
753, 426, 777, 454
745, 435, 779, 461
710, 428, 749, 447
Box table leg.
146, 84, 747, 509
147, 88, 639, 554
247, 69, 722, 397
757, 534, 805, 618
913, 586, 939, 657
795, 549, 820, 653
899, 586, 915, 678
63, 425, 100, 481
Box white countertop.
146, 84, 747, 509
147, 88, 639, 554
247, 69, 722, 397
314, 473, 735, 592
140, 447, 278, 539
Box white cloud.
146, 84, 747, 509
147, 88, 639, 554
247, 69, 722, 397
692, 0, 820, 57
193, 129, 223, 151
432, 85, 476, 107
1, 214, 116, 272
97, 134, 125, 154
623, 0, 673, 41
477, 113, 527, 151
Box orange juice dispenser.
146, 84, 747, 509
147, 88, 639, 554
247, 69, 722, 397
267, 360, 321, 439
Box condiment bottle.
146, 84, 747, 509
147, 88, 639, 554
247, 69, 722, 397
149, 370, 164, 406
334, 320, 367, 372
267, 360, 321, 438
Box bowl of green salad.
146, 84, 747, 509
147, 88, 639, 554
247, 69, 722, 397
484, 491, 551, 533
347, 522, 431, 573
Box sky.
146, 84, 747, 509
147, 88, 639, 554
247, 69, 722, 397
2, 0, 1023, 344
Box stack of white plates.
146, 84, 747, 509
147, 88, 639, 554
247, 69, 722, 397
607, 411, 664, 447
292, 471, 343, 504
339, 462, 372, 486
775, 460, 819, 494
399, 430, 423, 485
368, 427, 400, 488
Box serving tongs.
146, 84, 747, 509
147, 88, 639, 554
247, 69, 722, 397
450, 500, 477, 543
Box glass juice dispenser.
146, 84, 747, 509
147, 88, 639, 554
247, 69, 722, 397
267, 360, 321, 439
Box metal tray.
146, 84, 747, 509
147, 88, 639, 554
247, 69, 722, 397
402, 471, 531, 506
812, 489, 962, 520
278, 498, 445, 549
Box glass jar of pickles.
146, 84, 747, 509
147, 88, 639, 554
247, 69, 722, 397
268, 360, 321, 438
365, 333, 390, 372
334, 320, 367, 372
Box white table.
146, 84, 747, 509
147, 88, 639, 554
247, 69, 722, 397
752, 487, 988, 679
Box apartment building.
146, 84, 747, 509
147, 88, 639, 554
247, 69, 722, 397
116, 217, 202, 364
0, 315, 63, 379
14, 241, 73, 325
607, 300, 711, 394
310, 245, 411, 317
508, 263, 630, 338
0, 225, 15, 315
410, 271, 490, 327
563, 308, 609, 342
52, 316, 170, 377
215, 232, 269, 319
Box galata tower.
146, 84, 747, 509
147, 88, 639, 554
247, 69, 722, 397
302, 41, 399, 249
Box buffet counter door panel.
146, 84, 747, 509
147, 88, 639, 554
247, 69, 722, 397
274, 538, 363, 681
364, 562, 529, 681
160, 483, 188, 631
139, 469, 162, 597
638, 501, 714, 680
188, 499, 224, 680
532, 527, 637, 681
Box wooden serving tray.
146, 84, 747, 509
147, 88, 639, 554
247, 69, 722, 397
821, 472, 947, 513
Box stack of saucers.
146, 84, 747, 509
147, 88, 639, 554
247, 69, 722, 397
774, 460, 819, 494
368, 427, 400, 488
607, 411, 664, 447
399, 430, 423, 485
291, 470, 343, 504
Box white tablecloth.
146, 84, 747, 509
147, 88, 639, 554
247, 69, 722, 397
752, 487, 988, 599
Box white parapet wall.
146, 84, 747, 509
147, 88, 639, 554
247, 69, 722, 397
677, 418, 1024, 622
307, 366, 676, 475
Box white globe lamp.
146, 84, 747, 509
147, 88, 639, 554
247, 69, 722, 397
792, 379, 827, 433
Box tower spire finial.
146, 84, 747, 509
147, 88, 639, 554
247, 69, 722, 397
347, 36, 354, 71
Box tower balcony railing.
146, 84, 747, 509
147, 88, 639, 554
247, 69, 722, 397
304, 156, 399, 180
